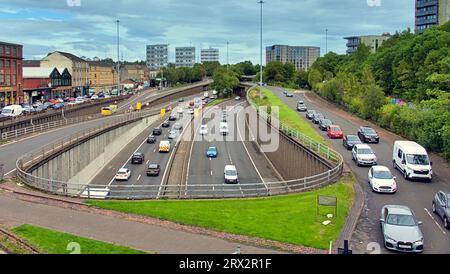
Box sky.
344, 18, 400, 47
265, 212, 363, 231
0, 0, 415, 65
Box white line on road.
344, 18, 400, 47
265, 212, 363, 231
424, 208, 447, 235
137, 175, 142, 182
4, 169, 16, 177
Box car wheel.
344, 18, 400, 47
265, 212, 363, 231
432, 202, 436, 214
393, 161, 397, 170
404, 170, 408, 180
444, 217, 449, 229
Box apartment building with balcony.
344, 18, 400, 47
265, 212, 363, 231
266, 45, 320, 71
415, 0, 450, 33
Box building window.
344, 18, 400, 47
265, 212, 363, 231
5, 46, 10, 55
0, 75, 4, 86
0, 60, 3, 68
0, 46, 3, 54
6, 75, 11, 86
11, 60, 16, 69
5, 60, 10, 68
12, 75, 16, 85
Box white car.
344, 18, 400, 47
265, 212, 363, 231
115, 168, 131, 181
224, 165, 238, 184
168, 130, 178, 140
200, 125, 208, 135
368, 166, 397, 193
352, 144, 377, 166
91, 95, 99, 100
187, 108, 195, 115
177, 107, 184, 114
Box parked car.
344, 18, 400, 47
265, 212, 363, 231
297, 100, 307, 112
179, 98, 185, 102
207, 147, 218, 158
1, 105, 23, 117
358, 126, 380, 144
51, 103, 63, 109
432, 191, 450, 229
147, 135, 156, 144
200, 125, 208, 135
327, 125, 344, 139
235, 96, 241, 101
224, 165, 239, 184
162, 120, 171, 128
91, 95, 99, 100
306, 110, 316, 120
393, 141, 433, 182
380, 205, 424, 253
115, 168, 131, 181
153, 127, 162, 136
343, 135, 362, 150
146, 164, 161, 177
131, 153, 145, 164
22, 105, 36, 114
43, 102, 53, 110
318, 119, 333, 131
352, 144, 377, 166
312, 113, 324, 124
368, 166, 397, 194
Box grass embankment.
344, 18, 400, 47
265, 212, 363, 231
12, 225, 147, 254
248, 87, 325, 145
206, 98, 229, 107
88, 174, 355, 250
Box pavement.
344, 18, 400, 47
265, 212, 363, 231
269, 86, 450, 254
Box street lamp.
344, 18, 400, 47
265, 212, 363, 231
325, 28, 328, 55
258, 0, 264, 99
116, 19, 120, 95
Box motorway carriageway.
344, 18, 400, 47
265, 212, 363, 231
269, 86, 450, 254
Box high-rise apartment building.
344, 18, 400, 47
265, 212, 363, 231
175, 47, 196, 68
344, 34, 391, 54
200, 48, 220, 63
146, 44, 168, 71
266, 45, 320, 71
415, 0, 450, 33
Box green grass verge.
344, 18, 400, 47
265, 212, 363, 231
87, 175, 355, 250
207, 98, 229, 107
0, 235, 29, 254
12, 224, 147, 254
248, 87, 325, 144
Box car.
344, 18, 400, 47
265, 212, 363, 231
177, 107, 184, 114
169, 114, 178, 121
318, 119, 333, 131
200, 125, 208, 135
283, 90, 288, 95
286, 93, 294, 97
343, 135, 362, 150
173, 123, 183, 131
34, 105, 45, 113
187, 108, 195, 115
153, 127, 162, 136
312, 113, 324, 124
380, 205, 424, 253
327, 125, 344, 139
147, 135, 156, 144
297, 101, 307, 112
43, 102, 53, 109
168, 130, 178, 140
131, 153, 145, 164
352, 144, 377, 166
306, 110, 317, 120
432, 191, 450, 229
146, 164, 161, 176
67, 101, 77, 106
162, 120, 171, 128
220, 122, 229, 136
22, 105, 36, 114
224, 165, 238, 184
235, 96, 241, 101
91, 95, 99, 100
358, 126, 380, 144
51, 103, 63, 109
179, 98, 185, 102
207, 147, 218, 158
115, 168, 131, 181
368, 166, 398, 193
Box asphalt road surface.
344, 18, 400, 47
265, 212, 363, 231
268, 86, 450, 254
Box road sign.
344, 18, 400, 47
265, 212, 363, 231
136, 102, 142, 111
317, 195, 338, 216
160, 108, 166, 119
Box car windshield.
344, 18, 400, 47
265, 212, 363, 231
208, 148, 216, 152
149, 165, 159, 169
117, 171, 127, 175
406, 154, 430, 165
225, 170, 237, 176
363, 128, 376, 134
331, 127, 341, 132
347, 136, 360, 142
358, 148, 373, 155
373, 170, 393, 179
387, 214, 416, 226
323, 120, 332, 125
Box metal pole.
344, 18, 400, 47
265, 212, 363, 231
325, 28, 328, 55
117, 19, 120, 95
227, 41, 229, 71
258, 0, 264, 99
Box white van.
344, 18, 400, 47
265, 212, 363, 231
220, 122, 229, 136
1, 105, 23, 117
393, 141, 433, 181
204, 92, 209, 98
224, 165, 238, 184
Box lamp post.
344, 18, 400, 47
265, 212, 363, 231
258, 0, 264, 99
325, 28, 328, 55
116, 19, 120, 95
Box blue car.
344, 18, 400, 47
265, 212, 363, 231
206, 147, 218, 158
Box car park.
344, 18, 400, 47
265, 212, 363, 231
200, 125, 208, 135
306, 110, 316, 120
146, 164, 161, 176
153, 127, 162, 136
206, 147, 218, 158
352, 144, 377, 166
380, 205, 424, 253
368, 166, 397, 193
432, 191, 450, 229
393, 141, 433, 182
343, 135, 362, 150
358, 126, 380, 143
318, 119, 333, 131
327, 125, 344, 139
131, 153, 145, 164
147, 135, 156, 144
224, 165, 238, 184
312, 113, 324, 124
115, 168, 131, 181
297, 100, 307, 112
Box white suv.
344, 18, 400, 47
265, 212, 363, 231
352, 144, 377, 166
200, 125, 208, 135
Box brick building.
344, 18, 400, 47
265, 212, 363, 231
0, 41, 23, 108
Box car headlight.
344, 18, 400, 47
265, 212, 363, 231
385, 235, 397, 243
414, 238, 423, 245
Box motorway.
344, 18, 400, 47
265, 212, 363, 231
268, 86, 450, 254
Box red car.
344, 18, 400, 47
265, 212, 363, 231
327, 125, 344, 139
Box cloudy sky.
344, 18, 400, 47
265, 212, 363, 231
0, 0, 414, 64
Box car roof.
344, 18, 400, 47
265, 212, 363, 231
384, 205, 413, 215
395, 141, 427, 155
148, 164, 159, 168
372, 165, 390, 172
225, 165, 236, 170
133, 153, 143, 156
329, 125, 341, 129
208, 146, 217, 150
354, 144, 372, 149
118, 168, 129, 172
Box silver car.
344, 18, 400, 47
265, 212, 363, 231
432, 191, 450, 229
380, 205, 424, 253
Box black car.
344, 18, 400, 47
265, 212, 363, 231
162, 120, 170, 128
343, 135, 363, 150
318, 119, 332, 131
131, 153, 145, 164
358, 126, 380, 143
168, 115, 177, 121
153, 127, 162, 136
147, 135, 156, 144
306, 110, 316, 120
312, 113, 324, 124
147, 164, 161, 176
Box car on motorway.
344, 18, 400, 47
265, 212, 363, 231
115, 168, 131, 181
358, 126, 380, 144
147, 135, 156, 144
327, 125, 344, 139
206, 147, 218, 158
224, 165, 239, 184
235, 96, 241, 101
131, 153, 145, 164
393, 141, 433, 182
179, 98, 185, 102
168, 130, 178, 140
297, 100, 307, 112
200, 125, 208, 135
286, 92, 294, 97
432, 191, 450, 229
161, 120, 171, 128
380, 205, 424, 253
173, 123, 183, 131
318, 119, 333, 131
91, 95, 99, 100
177, 107, 184, 114
187, 107, 195, 115
352, 144, 377, 166
169, 114, 178, 121
343, 135, 362, 150
146, 164, 161, 177
312, 113, 324, 124
368, 166, 398, 194
153, 127, 162, 136
306, 110, 316, 120
220, 122, 229, 136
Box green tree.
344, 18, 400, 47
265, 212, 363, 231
212, 68, 240, 97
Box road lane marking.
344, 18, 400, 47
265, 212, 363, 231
4, 169, 16, 176
146, 160, 150, 165
424, 208, 447, 235
137, 175, 141, 182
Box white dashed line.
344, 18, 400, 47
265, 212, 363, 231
424, 208, 447, 235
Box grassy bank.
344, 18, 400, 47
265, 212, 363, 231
206, 98, 229, 107
248, 87, 325, 144
88, 175, 354, 250
12, 225, 147, 254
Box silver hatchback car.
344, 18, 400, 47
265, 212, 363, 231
380, 205, 424, 253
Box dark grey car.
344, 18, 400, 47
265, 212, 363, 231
312, 113, 324, 124
318, 119, 332, 131
432, 191, 450, 229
